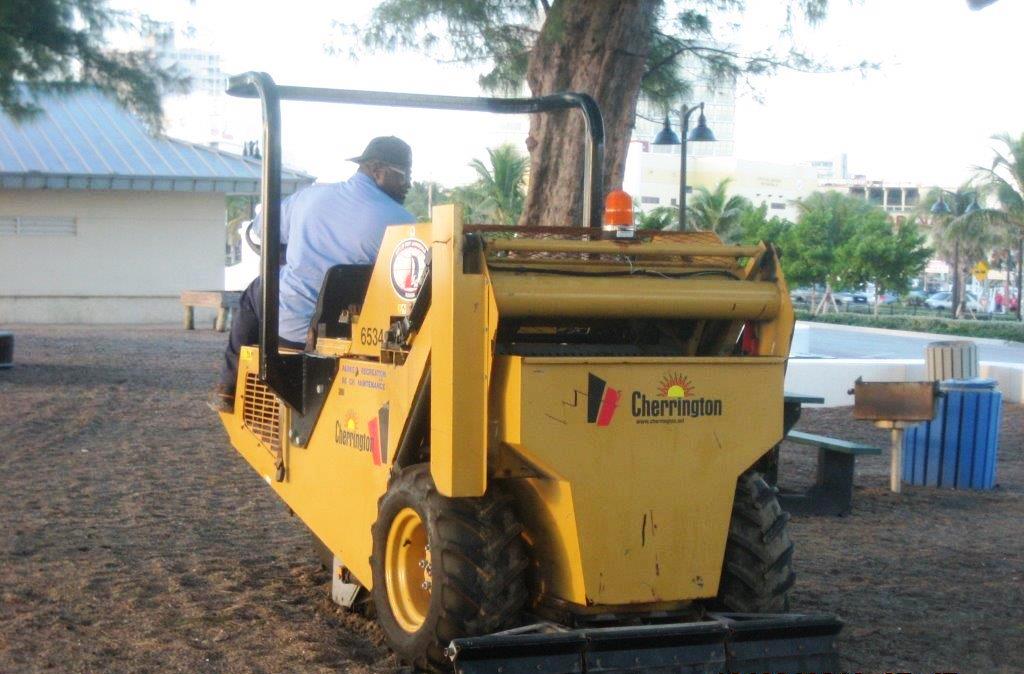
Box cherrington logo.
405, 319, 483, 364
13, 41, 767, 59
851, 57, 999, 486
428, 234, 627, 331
587, 373, 621, 427
335, 405, 391, 465
632, 372, 723, 422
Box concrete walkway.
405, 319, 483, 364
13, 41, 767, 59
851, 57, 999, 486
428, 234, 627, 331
793, 320, 1024, 362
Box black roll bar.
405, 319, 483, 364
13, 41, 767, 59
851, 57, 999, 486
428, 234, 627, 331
226, 71, 605, 410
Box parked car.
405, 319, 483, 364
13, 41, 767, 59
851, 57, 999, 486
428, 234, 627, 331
789, 287, 814, 305
789, 286, 825, 305
905, 290, 929, 306
831, 291, 854, 305
848, 291, 896, 307
925, 291, 981, 312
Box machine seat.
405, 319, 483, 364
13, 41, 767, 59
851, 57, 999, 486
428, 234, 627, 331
308, 264, 374, 344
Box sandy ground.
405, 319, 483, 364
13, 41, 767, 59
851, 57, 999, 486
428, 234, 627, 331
0, 325, 1021, 674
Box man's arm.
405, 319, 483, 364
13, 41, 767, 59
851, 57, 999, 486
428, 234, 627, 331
252, 192, 298, 264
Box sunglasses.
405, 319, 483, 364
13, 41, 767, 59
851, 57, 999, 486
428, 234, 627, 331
382, 164, 409, 180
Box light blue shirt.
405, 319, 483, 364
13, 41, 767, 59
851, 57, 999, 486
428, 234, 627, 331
260, 172, 415, 342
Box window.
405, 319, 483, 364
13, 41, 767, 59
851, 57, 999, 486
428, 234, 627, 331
0, 216, 76, 236
640, 196, 660, 204
771, 202, 786, 210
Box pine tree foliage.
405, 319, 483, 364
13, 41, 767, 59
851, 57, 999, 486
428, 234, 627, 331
344, 1, 865, 110
0, 0, 185, 129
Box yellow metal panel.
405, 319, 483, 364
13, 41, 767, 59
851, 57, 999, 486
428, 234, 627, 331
430, 205, 491, 497
494, 355, 784, 606
490, 274, 780, 320
222, 345, 431, 590
757, 249, 795, 358
506, 478, 588, 604
348, 222, 433, 359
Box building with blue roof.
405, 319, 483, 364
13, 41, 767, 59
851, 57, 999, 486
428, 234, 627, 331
0, 87, 314, 323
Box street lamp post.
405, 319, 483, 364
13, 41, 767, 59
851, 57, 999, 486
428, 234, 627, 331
653, 103, 716, 230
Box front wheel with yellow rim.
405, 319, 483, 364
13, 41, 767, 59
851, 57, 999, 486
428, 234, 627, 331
370, 464, 528, 672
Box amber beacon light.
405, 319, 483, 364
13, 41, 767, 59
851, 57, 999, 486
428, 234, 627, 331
603, 189, 636, 239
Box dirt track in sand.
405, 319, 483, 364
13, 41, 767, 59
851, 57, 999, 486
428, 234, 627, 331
0, 325, 1022, 674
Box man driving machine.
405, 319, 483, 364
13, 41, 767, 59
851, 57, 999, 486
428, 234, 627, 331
212, 136, 415, 412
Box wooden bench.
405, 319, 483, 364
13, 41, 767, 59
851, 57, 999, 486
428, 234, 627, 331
180, 290, 242, 332
777, 430, 882, 516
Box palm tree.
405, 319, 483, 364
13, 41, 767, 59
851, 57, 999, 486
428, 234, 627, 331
920, 185, 1001, 318
635, 206, 677, 231
685, 178, 751, 241
976, 133, 1024, 320
468, 144, 528, 226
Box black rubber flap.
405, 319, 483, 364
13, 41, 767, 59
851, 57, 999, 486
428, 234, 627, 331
716, 612, 843, 673
449, 614, 842, 674
450, 631, 586, 674
583, 622, 728, 674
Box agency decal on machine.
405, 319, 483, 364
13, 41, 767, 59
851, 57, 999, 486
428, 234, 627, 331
340, 363, 387, 391
390, 238, 428, 300
335, 405, 390, 465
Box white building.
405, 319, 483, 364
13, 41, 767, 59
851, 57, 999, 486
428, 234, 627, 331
808, 154, 849, 182
624, 141, 817, 223
145, 22, 243, 152
0, 88, 312, 323
820, 177, 928, 217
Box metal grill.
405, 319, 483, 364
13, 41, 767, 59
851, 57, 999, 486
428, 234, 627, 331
242, 372, 281, 448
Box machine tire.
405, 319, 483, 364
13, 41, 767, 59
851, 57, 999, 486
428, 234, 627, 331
371, 464, 528, 672
714, 471, 795, 613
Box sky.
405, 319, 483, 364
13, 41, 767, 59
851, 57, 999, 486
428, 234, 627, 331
109, 0, 1024, 189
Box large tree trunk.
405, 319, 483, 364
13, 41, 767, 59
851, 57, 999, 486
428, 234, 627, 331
520, 0, 658, 227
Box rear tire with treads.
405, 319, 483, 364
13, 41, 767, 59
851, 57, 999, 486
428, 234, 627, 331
371, 464, 528, 672
714, 471, 795, 613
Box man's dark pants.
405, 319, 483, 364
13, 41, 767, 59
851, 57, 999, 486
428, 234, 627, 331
219, 277, 305, 392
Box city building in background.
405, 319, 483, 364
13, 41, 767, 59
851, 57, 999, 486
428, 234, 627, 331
633, 59, 737, 159
623, 141, 817, 223
144, 21, 241, 152
820, 177, 927, 217
808, 153, 849, 182
627, 58, 819, 222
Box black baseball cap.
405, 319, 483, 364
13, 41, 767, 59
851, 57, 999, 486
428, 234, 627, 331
348, 136, 412, 168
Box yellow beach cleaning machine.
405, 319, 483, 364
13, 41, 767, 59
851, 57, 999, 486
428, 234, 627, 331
218, 72, 842, 672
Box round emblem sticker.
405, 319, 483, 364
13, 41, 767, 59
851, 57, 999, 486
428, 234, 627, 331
390, 238, 428, 300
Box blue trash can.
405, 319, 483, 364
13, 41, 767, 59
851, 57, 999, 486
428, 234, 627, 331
902, 378, 1002, 489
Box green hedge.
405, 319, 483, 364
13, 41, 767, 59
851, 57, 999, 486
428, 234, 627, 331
794, 310, 1024, 343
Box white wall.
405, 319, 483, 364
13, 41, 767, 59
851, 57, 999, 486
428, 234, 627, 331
0, 190, 225, 323
785, 358, 1024, 406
